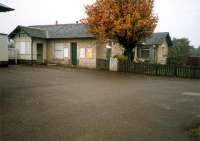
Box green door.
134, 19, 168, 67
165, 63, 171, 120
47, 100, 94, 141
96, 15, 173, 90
71, 42, 77, 65
37, 44, 43, 63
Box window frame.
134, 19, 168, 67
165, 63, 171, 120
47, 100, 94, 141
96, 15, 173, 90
54, 42, 64, 59
64, 47, 69, 58
141, 48, 150, 60
19, 42, 26, 54
80, 48, 86, 59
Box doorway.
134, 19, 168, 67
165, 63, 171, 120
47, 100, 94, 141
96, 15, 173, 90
37, 44, 43, 63
70, 42, 77, 65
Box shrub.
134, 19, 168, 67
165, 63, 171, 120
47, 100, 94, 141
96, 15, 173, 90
113, 55, 128, 61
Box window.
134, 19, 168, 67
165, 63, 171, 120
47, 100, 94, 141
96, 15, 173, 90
141, 48, 150, 59
19, 42, 26, 54
64, 48, 69, 58
55, 42, 64, 59
87, 48, 93, 59
80, 48, 86, 58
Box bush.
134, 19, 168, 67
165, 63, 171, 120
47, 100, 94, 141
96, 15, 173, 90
113, 55, 128, 61
190, 126, 200, 139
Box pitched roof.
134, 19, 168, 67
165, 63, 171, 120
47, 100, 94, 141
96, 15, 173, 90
0, 3, 14, 12
9, 24, 172, 47
143, 32, 172, 46
9, 24, 95, 39
0, 33, 7, 36
9, 26, 48, 38
30, 24, 95, 39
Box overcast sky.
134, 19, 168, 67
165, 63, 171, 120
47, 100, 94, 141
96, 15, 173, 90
0, 0, 200, 47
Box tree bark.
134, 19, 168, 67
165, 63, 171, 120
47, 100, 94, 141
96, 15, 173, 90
124, 47, 134, 62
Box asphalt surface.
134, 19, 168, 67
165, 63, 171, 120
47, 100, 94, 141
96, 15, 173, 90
0, 65, 200, 141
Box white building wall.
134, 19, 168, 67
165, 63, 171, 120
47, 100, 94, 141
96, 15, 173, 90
14, 32, 32, 60
13, 31, 47, 63
0, 34, 8, 62
157, 40, 169, 64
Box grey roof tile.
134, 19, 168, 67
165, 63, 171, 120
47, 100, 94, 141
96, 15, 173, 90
143, 32, 172, 46
29, 24, 95, 39
9, 26, 47, 38
9, 24, 172, 47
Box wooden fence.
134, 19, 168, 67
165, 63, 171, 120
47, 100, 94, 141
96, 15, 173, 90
118, 61, 200, 79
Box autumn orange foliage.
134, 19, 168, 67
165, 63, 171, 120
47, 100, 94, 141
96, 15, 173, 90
82, 0, 158, 61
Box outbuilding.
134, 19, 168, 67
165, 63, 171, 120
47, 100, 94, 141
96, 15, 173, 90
0, 3, 14, 67
0, 33, 8, 67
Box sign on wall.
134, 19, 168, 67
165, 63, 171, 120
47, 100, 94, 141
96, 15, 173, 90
87, 48, 93, 59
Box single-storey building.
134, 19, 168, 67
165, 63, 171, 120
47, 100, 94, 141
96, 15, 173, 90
0, 3, 14, 67
137, 32, 172, 64
0, 33, 9, 67
104, 32, 172, 65
9, 24, 172, 68
9, 24, 102, 68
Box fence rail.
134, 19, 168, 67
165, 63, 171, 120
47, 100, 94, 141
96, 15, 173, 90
118, 61, 200, 79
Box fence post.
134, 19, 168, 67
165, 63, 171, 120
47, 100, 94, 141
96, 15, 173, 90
192, 67, 196, 79
174, 65, 177, 77
155, 65, 158, 76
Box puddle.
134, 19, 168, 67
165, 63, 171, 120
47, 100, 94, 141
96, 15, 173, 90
182, 92, 200, 97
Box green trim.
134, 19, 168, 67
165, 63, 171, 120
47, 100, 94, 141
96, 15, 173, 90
71, 42, 77, 65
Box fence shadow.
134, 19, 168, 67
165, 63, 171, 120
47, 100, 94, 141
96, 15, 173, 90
118, 61, 200, 79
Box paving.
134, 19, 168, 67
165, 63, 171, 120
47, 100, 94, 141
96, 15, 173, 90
0, 65, 200, 141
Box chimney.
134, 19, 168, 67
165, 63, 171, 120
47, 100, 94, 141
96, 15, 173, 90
55, 20, 58, 25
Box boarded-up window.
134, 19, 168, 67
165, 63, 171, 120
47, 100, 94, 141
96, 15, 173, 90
87, 48, 93, 59
19, 42, 26, 54
80, 48, 86, 58
55, 42, 64, 59
64, 48, 69, 58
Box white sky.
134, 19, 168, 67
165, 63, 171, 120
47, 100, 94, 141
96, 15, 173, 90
0, 0, 200, 47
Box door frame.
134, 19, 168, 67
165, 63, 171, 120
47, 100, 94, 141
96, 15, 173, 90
36, 43, 43, 63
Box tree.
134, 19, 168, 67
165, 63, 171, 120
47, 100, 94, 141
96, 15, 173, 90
168, 38, 193, 65
82, 0, 158, 62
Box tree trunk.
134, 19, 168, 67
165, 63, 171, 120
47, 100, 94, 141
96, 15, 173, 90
124, 47, 134, 62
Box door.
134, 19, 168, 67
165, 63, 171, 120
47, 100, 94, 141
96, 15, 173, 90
71, 42, 77, 65
37, 44, 43, 63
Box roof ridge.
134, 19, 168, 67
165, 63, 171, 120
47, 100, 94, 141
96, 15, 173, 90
154, 32, 169, 34
21, 26, 48, 31
29, 23, 84, 27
